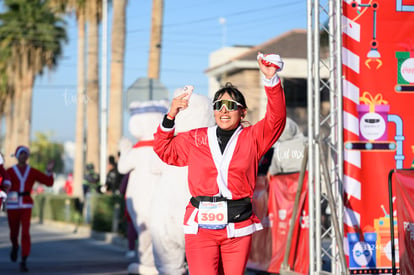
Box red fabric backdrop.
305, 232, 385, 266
248, 173, 309, 274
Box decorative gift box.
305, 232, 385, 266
357, 92, 389, 141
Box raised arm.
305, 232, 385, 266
252, 53, 287, 157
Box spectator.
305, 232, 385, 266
267, 117, 306, 177
82, 163, 100, 224
105, 155, 121, 194
64, 173, 74, 196
83, 163, 100, 195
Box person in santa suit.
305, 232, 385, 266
6, 145, 55, 272
153, 52, 287, 275
0, 153, 11, 209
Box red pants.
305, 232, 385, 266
7, 208, 32, 258
185, 228, 252, 275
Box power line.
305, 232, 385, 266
0, 1, 303, 42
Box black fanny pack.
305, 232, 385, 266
190, 196, 252, 223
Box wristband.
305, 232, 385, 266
167, 113, 175, 120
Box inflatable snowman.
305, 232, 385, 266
149, 87, 215, 275
118, 100, 169, 275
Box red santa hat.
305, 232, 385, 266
14, 146, 30, 158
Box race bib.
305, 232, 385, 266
198, 201, 228, 229
7, 191, 18, 204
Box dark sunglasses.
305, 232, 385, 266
213, 99, 243, 111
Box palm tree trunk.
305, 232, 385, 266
73, 12, 86, 199
21, 73, 35, 147
4, 94, 15, 164
12, 76, 23, 149
148, 0, 164, 79
15, 46, 34, 148
107, 0, 126, 157
16, 47, 28, 147
86, 14, 100, 172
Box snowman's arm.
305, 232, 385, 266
118, 150, 138, 174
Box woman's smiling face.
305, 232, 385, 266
214, 92, 246, 131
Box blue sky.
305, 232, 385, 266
31, 0, 307, 142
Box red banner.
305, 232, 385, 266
248, 176, 272, 271
394, 170, 414, 274
248, 173, 309, 274
342, 0, 414, 272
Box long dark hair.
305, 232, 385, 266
212, 82, 248, 109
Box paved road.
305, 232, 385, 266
0, 212, 132, 274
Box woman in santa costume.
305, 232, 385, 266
153, 53, 286, 275
6, 146, 54, 272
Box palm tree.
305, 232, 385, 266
0, 50, 15, 158
0, 0, 67, 157
48, 0, 89, 198
0, 58, 14, 152
107, 0, 127, 157
48, 0, 103, 196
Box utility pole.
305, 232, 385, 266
126, 0, 168, 105
148, 0, 164, 81
100, 0, 108, 188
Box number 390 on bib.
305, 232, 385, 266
198, 201, 228, 226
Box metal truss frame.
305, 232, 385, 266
307, 0, 346, 274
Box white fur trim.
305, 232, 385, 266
7, 165, 31, 209
230, 222, 263, 238
15, 146, 30, 159
207, 125, 243, 199
262, 74, 280, 87
183, 208, 199, 234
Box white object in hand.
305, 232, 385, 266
174, 85, 194, 100
257, 53, 284, 72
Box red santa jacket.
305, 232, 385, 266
6, 165, 54, 209
154, 79, 286, 238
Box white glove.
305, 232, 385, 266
0, 190, 7, 199
257, 53, 284, 72
119, 137, 133, 155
